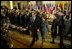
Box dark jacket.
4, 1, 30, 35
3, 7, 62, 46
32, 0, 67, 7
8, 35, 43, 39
30, 16, 40, 32
51, 19, 57, 33
57, 15, 64, 36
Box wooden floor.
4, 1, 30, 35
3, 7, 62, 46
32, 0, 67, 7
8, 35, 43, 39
9, 30, 59, 48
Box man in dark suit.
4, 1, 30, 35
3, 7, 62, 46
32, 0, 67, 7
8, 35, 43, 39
57, 11, 64, 48
10, 7, 17, 25
29, 10, 40, 48
51, 14, 57, 43
25, 11, 31, 35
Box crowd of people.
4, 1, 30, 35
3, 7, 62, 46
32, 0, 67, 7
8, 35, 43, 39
1, 4, 71, 48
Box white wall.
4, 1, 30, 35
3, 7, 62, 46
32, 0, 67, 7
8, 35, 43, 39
42, 1, 55, 6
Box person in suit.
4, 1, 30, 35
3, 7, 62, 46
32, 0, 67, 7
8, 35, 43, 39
39, 13, 48, 48
29, 10, 40, 48
14, 10, 19, 26
50, 14, 57, 43
26, 10, 31, 35
16, 12, 20, 26
3, 6, 9, 18
21, 11, 27, 28
57, 11, 64, 48
10, 7, 17, 25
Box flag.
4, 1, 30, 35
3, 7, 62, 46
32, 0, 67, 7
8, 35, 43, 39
41, 4, 46, 13
46, 4, 51, 14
